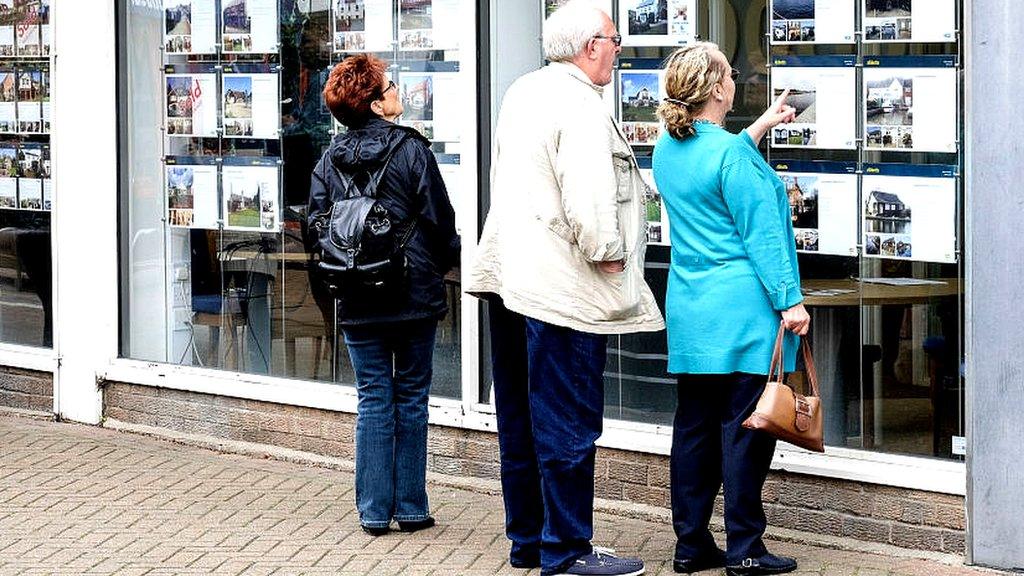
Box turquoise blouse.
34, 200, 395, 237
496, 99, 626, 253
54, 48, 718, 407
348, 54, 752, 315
652, 123, 802, 374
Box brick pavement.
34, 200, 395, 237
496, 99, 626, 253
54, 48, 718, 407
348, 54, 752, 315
0, 412, 1007, 576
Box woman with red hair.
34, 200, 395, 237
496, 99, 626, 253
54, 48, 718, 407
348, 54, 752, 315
308, 54, 460, 536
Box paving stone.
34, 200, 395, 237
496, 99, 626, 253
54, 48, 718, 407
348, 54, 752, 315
0, 413, 1007, 576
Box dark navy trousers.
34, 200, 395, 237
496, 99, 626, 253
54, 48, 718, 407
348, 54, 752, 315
488, 299, 607, 575
670, 372, 777, 565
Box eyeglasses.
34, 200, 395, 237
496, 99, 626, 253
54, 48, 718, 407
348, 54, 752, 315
592, 34, 622, 47
729, 68, 741, 80
380, 79, 396, 97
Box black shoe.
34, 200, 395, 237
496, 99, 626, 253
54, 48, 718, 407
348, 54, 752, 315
673, 547, 726, 573
725, 554, 797, 576
397, 516, 436, 533
510, 557, 541, 569
361, 524, 390, 536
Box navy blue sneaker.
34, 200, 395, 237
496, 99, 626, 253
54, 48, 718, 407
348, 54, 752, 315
552, 547, 645, 575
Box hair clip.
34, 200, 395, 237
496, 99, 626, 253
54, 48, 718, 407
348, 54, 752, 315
663, 97, 688, 108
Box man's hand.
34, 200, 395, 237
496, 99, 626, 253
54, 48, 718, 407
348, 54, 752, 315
597, 259, 625, 274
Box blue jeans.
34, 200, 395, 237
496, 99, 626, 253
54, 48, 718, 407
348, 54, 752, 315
342, 318, 437, 528
522, 316, 607, 575
670, 373, 777, 564
488, 300, 543, 566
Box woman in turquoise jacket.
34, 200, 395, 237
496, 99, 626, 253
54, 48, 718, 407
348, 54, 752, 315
651, 43, 810, 576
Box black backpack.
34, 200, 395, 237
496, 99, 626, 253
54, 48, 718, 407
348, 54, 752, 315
311, 135, 416, 302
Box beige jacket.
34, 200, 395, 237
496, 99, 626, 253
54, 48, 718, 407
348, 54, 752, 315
467, 62, 665, 335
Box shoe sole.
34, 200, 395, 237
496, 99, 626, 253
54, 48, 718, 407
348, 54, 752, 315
725, 565, 797, 576
552, 565, 638, 569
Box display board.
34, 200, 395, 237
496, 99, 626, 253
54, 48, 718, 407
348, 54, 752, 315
333, 0, 394, 53
164, 69, 218, 138
863, 56, 957, 153
161, 5, 282, 232
769, 0, 855, 44
543, 0, 613, 21
164, 0, 217, 55
399, 0, 460, 51
619, 0, 696, 47
638, 162, 670, 246
862, 0, 956, 43
222, 160, 280, 232
773, 160, 858, 256
619, 60, 664, 146
397, 60, 461, 142
0, 141, 49, 211
221, 0, 279, 53
770, 56, 856, 150
166, 158, 218, 228
222, 70, 280, 139
862, 164, 957, 264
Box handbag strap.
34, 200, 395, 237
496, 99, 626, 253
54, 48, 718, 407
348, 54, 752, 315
768, 322, 786, 383
768, 321, 822, 399
801, 338, 821, 398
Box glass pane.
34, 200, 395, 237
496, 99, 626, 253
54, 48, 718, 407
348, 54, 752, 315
483, 0, 965, 462
122, 1, 466, 399
0, 1, 52, 348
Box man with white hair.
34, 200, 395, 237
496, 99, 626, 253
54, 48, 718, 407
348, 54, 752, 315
468, 2, 664, 575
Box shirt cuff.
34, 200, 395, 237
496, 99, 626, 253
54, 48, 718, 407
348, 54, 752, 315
769, 281, 804, 311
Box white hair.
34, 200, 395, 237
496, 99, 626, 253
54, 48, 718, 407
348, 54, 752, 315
542, 1, 608, 62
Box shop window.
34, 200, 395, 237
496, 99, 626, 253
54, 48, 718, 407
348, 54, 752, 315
120, 0, 469, 399
0, 0, 52, 348
482, 0, 965, 461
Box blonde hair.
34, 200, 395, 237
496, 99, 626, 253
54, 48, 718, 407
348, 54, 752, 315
656, 43, 729, 140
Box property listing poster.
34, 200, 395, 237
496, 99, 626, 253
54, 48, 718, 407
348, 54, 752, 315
862, 164, 957, 264
222, 0, 278, 54
0, 1, 14, 57
620, 0, 696, 47
221, 163, 281, 232
222, 72, 280, 139
0, 142, 15, 209
0, 66, 14, 132
773, 160, 858, 256
862, 0, 955, 43
165, 72, 218, 138
16, 66, 46, 134
166, 160, 218, 229
770, 0, 855, 44
16, 142, 45, 211
39, 0, 48, 56
398, 0, 460, 51
164, 0, 218, 55
619, 63, 665, 146
333, 0, 394, 53
638, 165, 670, 246
15, 0, 43, 57
863, 57, 957, 153
398, 64, 460, 142
436, 154, 462, 234
770, 56, 856, 150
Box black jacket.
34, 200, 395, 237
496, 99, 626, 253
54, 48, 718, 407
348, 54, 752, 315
307, 119, 460, 325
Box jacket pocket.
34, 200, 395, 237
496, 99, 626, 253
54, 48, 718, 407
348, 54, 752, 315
612, 153, 635, 203
585, 259, 641, 322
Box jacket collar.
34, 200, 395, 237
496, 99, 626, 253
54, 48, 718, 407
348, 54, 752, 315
548, 61, 605, 97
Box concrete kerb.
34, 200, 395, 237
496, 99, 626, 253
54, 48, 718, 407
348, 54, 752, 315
100, 415, 980, 570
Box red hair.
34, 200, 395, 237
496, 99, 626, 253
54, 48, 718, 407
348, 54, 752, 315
323, 54, 389, 128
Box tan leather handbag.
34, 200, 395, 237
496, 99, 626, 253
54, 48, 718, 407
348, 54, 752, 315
741, 323, 825, 452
